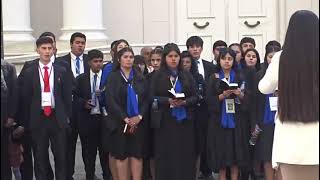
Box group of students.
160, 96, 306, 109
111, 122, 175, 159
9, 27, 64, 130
1, 9, 319, 180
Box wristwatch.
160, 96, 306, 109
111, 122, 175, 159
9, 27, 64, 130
138, 115, 143, 120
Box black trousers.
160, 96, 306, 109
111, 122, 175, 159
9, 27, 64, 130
66, 124, 79, 180
31, 112, 67, 180
79, 115, 111, 180
20, 131, 54, 180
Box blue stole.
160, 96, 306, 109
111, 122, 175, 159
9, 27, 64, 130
219, 70, 236, 128
170, 71, 187, 122
263, 94, 276, 124
121, 69, 139, 118
98, 63, 113, 107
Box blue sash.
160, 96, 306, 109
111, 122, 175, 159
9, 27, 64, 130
121, 69, 139, 118
170, 71, 187, 121
219, 70, 236, 128
263, 94, 276, 124
98, 63, 113, 107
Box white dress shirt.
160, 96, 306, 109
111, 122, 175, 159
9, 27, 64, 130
70, 52, 84, 78
90, 70, 102, 114
38, 61, 55, 108
196, 58, 205, 79
259, 50, 319, 168
50, 54, 55, 63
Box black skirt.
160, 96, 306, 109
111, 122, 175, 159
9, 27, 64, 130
254, 123, 275, 162
154, 110, 196, 180
108, 119, 148, 160
207, 111, 250, 172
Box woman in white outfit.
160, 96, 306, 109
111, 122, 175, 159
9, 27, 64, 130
258, 10, 319, 180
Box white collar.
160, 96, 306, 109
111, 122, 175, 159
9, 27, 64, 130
70, 52, 83, 60
90, 69, 102, 78
38, 60, 53, 69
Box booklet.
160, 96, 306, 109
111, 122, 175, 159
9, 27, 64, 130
168, 88, 185, 99
219, 78, 239, 90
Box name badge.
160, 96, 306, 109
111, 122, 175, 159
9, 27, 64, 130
225, 99, 235, 113
269, 96, 278, 111
41, 92, 52, 107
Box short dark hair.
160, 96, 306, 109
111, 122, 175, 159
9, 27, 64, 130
216, 48, 237, 71
213, 40, 227, 50
36, 36, 53, 48
265, 40, 281, 50
70, 32, 86, 44
278, 10, 319, 123
87, 49, 104, 61
39, 32, 56, 42
186, 36, 204, 49
134, 55, 145, 65
154, 46, 164, 50
180, 50, 199, 76
240, 37, 256, 47
110, 40, 118, 49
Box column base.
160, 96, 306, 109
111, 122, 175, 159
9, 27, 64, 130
3, 29, 35, 42
59, 28, 108, 41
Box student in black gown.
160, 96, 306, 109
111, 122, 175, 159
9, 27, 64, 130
143, 48, 163, 180
206, 48, 255, 180
149, 43, 198, 180
101, 39, 130, 180
254, 45, 281, 180
180, 50, 206, 178
105, 47, 149, 180
238, 48, 261, 180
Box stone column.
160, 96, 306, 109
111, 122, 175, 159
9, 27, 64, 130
3, 0, 34, 42
59, 0, 108, 41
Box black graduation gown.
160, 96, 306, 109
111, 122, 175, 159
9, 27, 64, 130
105, 70, 149, 160
149, 69, 198, 180
253, 68, 275, 162
206, 69, 255, 172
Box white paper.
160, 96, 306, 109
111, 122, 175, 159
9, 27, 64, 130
269, 96, 278, 111
225, 99, 235, 113
41, 92, 52, 107
168, 88, 185, 98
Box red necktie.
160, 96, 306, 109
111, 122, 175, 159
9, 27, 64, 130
43, 66, 52, 116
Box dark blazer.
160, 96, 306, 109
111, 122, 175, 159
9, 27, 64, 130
19, 62, 72, 130
74, 72, 101, 134
105, 70, 149, 130
17, 58, 69, 128
55, 53, 89, 81
202, 59, 218, 81
1, 60, 17, 123
55, 53, 88, 126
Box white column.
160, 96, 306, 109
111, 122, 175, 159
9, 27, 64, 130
59, 0, 108, 41
3, 0, 34, 42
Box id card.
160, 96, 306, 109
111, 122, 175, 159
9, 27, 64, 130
225, 99, 235, 113
41, 92, 52, 106
269, 96, 278, 111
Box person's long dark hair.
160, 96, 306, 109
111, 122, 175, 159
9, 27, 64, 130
160, 43, 193, 93
216, 48, 237, 71
263, 45, 281, 69
113, 47, 143, 78
278, 10, 319, 123
180, 50, 199, 76
243, 48, 261, 71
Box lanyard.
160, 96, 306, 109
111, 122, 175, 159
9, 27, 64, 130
38, 65, 53, 91
169, 76, 179, 89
